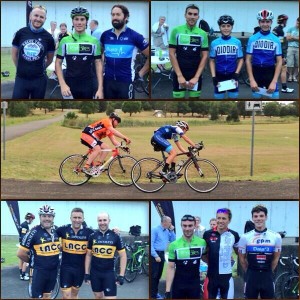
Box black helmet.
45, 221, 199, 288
218, 15, 234, 26
25, 213, 35, 220
109, 112, 121, 123
277, 14, 288, 24
70, 7, 89, 20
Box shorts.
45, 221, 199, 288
286, 47, 299, 68
245, 269, 274, 299
60, 265, 84, 289
31, 268, 58, 298
104, 78, 134, 99
172, 276, 201, 299
80, 128, 103, 149
90, 269, 117, 296
12, 75, 47, 99
172, 69, 202, 98
207, 273, 232, 299
151, 135, 172, 153
65, 76, 93, 99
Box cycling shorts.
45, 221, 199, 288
172, 69, 202, 98
104, 78, 134, 99
207, 273, 232, 299
215, 72, 238, 94
12, 75, 47, 99
65, 77, 93, 99
245, 269, 274, 299
80, 130, 103, 149
252, 65, 277, 90
172, 276, 201, 299
31, 268, 58, 298
151, 136, 173, 153
60, 265, 84, 289
90, 269, 116, 296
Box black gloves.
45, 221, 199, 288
232, 73, 239, 81
116, 275, 124, 285
84, 274, 91, 282
212, 77, 218, 87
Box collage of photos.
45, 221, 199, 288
0, 0, 299, 300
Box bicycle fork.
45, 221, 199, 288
192, 158, 204, 177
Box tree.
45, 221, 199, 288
263, 102, 280, 117
209, 102, 219, 120
237, 101, 251, 119
226, 106, 240, 122
122, 101, 142, 116
8, 101, 30, 117
141, 101, 152, 111
177, 101, 191, 116
188, 101, 208, 116
80, 101, 97, 118
98, 101, 107, 113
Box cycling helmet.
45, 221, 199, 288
25, 213, 35, 220
176, 120, 189, 131
218, 15, 234, 26
277, 14, 288, 24
109, 112, 121, 123
38, 205, 55, 216
70, 7, 90, 20
257, 10, 274, 21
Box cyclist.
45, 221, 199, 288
56, 208, 94, 299
165, 215, 207, 299
209, 15, 244, 99
246, 9, 282, 99
18, 212, 35, 280
100, 4, 149, 99
12, 5, 55, 99
150, 120, 196, 181
169, 4, 208, 99
238, 205, 282, 299
85, 212, 126, 299
203, 208, 239, 299
17, 205, 60, 299
80, 112, 131, 176
272, 14, 294, 93
55, 7, 103, 99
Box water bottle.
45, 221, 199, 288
176, 160, 185, 171
138, 255, 142, 263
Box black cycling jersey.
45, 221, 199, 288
56, 224, 94, 268
272, 24, 288, 57
12, 26, 55, 79
19, 221, 30, 243
87, 229, 125, 272
20, 225, 60, 270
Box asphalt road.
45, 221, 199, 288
1, 178, 298, 199
1, 266, 148, 299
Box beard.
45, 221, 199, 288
112, 19, 125, 30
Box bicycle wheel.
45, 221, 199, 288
131, 158, 166, 193
282, 275, 299, 299
275, 271, 290, 299
108, 155, 137, 187
142, 252, 149, 276
51, 277, 60, 299
124, 258, 138, 283
59, 154, 91, 186
134, 64, 149, 95
184, 158, 220, 193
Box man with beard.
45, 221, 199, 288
85, 212, 126, 299
12, 5, 55, 99
56, 208, 94, 299
169, 4, 208, 99
17, 205, 60, 299
100, 4, 149, 99
165, 215, 207, 299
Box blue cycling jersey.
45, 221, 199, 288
154, 125, 184, 142
246, 30, 282, 67
100, 26, 148, 83
210, 36, 243, 74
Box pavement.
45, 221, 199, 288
0, 265, 149, 299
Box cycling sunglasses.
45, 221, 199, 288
181, 215, 196, 221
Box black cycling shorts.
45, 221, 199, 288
172, 276, 201, 299
252, 65, 277, 90
65, 77, 93, 99
31, 268, 57, 298
90, 269, 116, 296
207, 273, 232, 299
104, 78, 134, 99
60, 265, 84, 289
245, 269, 274, 299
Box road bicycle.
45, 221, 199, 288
131, 141, 220, 193
59, 143, 136, 186
115, 241, 149, 283
275, 255, 299, 299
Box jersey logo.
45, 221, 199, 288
216, 45, 237, 55
40, 237, 46, 243
256, 255, 266, 260
178, 34, 201, 47
21, 39, 43, 61
62, 239, 88, 254
253, 40, 275, 50
92, 245, 116, 258
33, 241, 60, 256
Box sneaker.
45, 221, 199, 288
293, 76, 298, 82
159, 170, 170, 181
288, 76, 293, 82
156, 293, 164, 299
281, 87, 294, 93
82, 166, 95, 176
20, 274, 29, 280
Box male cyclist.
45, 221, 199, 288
17, 205, 60, 299
80, 112, 131, 176
246, 9, 282, 99
210, 15, 244, 99
150, 121, 196, 181
55, 7, 103, 99
272, 14, 294, 93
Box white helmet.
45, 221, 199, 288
39, 205, 55, 216
175, 120, 189, 131
257, 9, 274, 20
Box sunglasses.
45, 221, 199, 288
217, 208, 230, 214
181, 215, 195, 221
33, 5, 47, 13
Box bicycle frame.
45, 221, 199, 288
128, 244, 146, 271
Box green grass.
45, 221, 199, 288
1, 237, 19, 269
0, 114, 299, 182
1, 50, 16, 82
